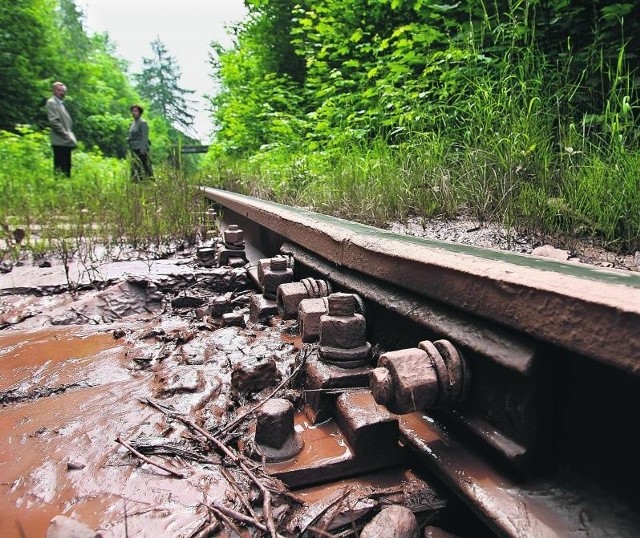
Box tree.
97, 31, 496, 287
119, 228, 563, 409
135, 39, 196, 134
0, 0, 59, 130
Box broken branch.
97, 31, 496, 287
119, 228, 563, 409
115, 436, 185, 478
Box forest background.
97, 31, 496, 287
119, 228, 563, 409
1, 0, 639, 261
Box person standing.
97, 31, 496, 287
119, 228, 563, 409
127, 104, 153, 181
45, 81, 77, 177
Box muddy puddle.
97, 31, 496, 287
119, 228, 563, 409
0, 251, 449, 538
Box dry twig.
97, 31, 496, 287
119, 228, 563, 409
143, 398, 278, 538
207, 501, 267, 532
221, 467, 259, 521
206, 503, 246, 537
115, 436, 185, 478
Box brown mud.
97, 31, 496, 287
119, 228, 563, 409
1, 250, 442, 538
0, 251, 296, 537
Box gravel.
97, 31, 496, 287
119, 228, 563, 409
386, 216, 640, 272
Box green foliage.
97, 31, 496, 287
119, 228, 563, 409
135, 39, 196, 135
0, 0, 59, 130
0, 127, 207, 260
1, 0, 176, 158
205, 0, 640, 251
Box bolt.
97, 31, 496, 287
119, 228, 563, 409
277, 278, 332, 319
255, 399, 295, 448
370, 339, 468, 414
223, 224, 244, 246
319, 292, 371, 366
196, 246, 217, 267
252, 398, 303, 462
298, 297, 329, 342
327, 292, 356, 316
261, 256, 294, 298
370, 367, 393, 406
270, 255, 288, 271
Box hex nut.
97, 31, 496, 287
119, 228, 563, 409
298, 297, 328, 342
377, 348, 439, 414
262, 266, 294, 297
370, 367, 393, 406
224, 225, 244, 245
327, 292, 357, 316
277, 281, 308, 319
319, 313, 367, 349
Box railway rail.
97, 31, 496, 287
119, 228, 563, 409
202, 187, 640, 538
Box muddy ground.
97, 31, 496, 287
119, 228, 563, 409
1, 219, 637, 538
0, 244, 449, 538
388, 215, 640, 272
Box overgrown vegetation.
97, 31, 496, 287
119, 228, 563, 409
1, 0, 205, 264
204, 0, 640, 252
3, 0, 639, 262
0, 128, 207, 265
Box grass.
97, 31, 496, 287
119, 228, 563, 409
201, 14, 640, 254
3, 9, 639, 258
0, 127, 209, 265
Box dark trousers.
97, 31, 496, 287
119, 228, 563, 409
52, 146, 72, 177
131, 149, 154, 181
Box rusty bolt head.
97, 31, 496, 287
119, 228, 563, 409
262, 265, 294, 297
370, 367, 393, 406
319, 312, 366, 349
376, 348, 439, 414
255, 398, 295, 449
270, 255, 288, 271
277, 281, 308, 319
224, 225, 244, 245
298, 297, 328, 342
327, 292, 357, 316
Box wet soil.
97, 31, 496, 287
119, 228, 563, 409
387, 215, 640, 272
0, 250, 296, 537
0, 249, 444, 538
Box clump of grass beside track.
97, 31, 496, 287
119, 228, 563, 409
202, 10, 640, 254
204, 135, 640, 254
0, 128, 207, 264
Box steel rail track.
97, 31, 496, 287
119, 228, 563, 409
201, 187, 640, 538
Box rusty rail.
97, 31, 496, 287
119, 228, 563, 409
201, 186, 640, 538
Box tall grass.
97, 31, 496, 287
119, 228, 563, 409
203, 4, 640, 252
0, 127, 208, 262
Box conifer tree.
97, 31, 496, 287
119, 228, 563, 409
135, 38, 195, 133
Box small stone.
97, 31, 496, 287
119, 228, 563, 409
360, 505, 419, 538
171, 295, 206, 309
113, 328, 126, 339
46, 515, 102, 538
223, 311, 245, 328
231, 358, 281, 395
531, 245, 570, 261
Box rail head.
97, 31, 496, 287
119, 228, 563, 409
201, 187, 640, 376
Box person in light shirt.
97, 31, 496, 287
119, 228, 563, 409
45, 81, 77, 177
